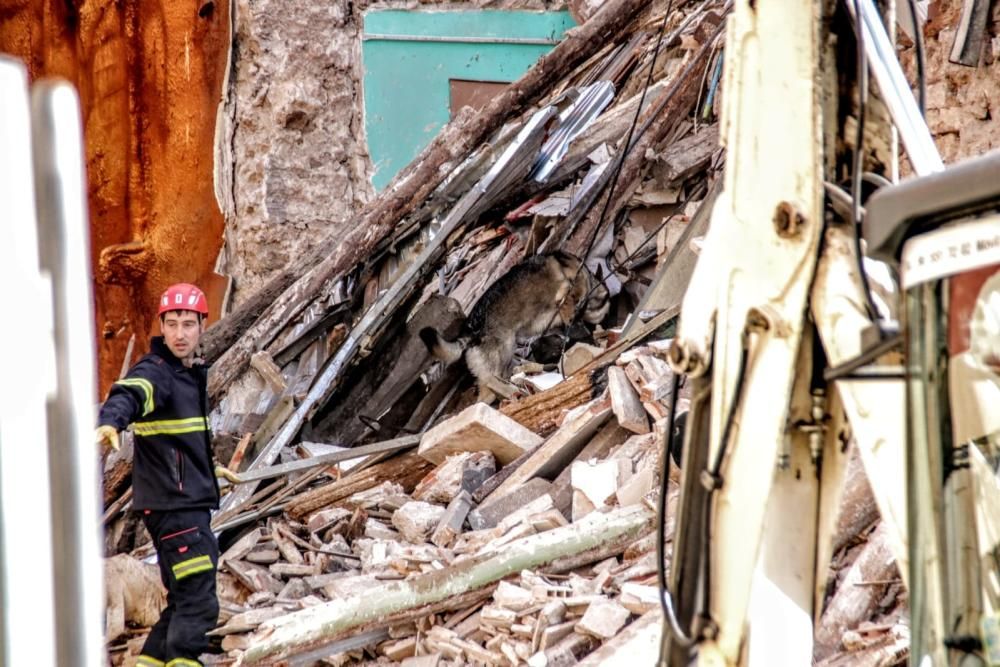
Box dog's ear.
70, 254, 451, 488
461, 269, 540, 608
593, 263, 604, 281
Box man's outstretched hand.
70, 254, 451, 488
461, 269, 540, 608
95, 425, 120, 453
215, 465, 242, 485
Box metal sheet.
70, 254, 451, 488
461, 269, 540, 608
532, 81, 616, 182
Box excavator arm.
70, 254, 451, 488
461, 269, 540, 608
664, 2, 828, 664
658, 0, 965, 664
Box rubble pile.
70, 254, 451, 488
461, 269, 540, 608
210, 347, 679, 665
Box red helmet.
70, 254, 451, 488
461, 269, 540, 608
158, 283, 209, 316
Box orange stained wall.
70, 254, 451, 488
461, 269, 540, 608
0, 0, 229, 396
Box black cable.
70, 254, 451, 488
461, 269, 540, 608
534, 3, 680, 352
694, 331, 751, 630
851, 0, 884, 326
556, 0, 726, 254
588, 1, 675, 255
658, 329, 752, 660
709, 335, 750, 479
656, 371, 699, 660
905, 0, 927, 116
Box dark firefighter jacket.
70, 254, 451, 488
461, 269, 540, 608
98, 336, 220, 511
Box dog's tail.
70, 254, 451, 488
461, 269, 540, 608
419, 327, 466, 365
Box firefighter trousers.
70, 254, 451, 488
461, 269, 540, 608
137, 509, 219, 667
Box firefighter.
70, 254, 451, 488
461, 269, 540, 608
96, 283, 239, 667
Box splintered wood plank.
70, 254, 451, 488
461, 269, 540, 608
250, 350, 287, 394
500, 371, 601, 437
485, 394, 612, 502
419, 403, 543, 465
608, 366, 649, 434
652, 123, 719, 184
285, 452, 433, 521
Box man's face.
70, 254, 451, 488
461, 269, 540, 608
160, 310, 204, 361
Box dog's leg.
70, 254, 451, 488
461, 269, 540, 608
474, 375, 516, 403
467, 336, 519, 402
477, 385, 498, 404
483, 374, 518, 399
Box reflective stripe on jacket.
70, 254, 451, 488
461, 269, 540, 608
98, 337, 219, 511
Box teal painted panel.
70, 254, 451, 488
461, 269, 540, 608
362, 10, 575, 190
364, 9, 575, 40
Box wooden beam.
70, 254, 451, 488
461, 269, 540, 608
249, 350, 287, 394
241, 505, 654, 665
500, 370, 605, 438
285, 452, 433, 521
